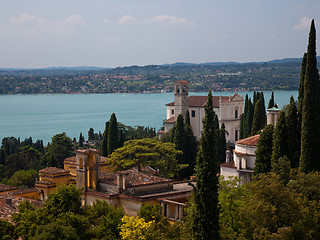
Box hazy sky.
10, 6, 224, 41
0, 0, 319, 68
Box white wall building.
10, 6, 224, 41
163, 81, 244, 144
220, 134, 260, 182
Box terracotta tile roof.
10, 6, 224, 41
76, 149, 100, 154
220, 161, 237, 169
166, 95, 231, 108
39, 167, 69, 175
164, 116, 175, 123
236, 134, 260, 146
99, 168, 172, 187
0, 184, 17, 193
35, 179, 55, 185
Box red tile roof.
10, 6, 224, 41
39, 167, 69, 175
220, 161, 237, 169
236, 134, 260, 146
76, 149, 100, 154
164, 116, 175, 123
99, 168, 172, 187
0, 184, 17, 193
166, 95, 231, 108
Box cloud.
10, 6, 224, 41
118, 15, 137, 24
148, 15, 196, 26
10, 13, 37, 24
294, 17, 319, 30
3, 13, 86, 38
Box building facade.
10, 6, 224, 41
163, 81, 244, 144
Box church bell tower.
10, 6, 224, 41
174, 81, 189, 117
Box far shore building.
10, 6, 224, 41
220, 134, 260, 182
162, 81, 244, 144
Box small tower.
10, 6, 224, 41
267, 107, 281, 126
174, 81, 189, 117
76, 149, 100, 191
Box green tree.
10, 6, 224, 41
107, 113, 119, 156
298, 52, 307, 116
217, 123, 227, 165
87, 200, 124, 240
108, 138, 183, 178
268, 92, 275, 109
174, 114, 187, 179
79, 133, 84, 147
300, 19, 320, 173
271, 111, 288, 169
101, 121, 109, 157
184, 111, 198, 178
43, 133, 73, 168
6, 169, 38, 188
254, 124, 274, 175
251, 99, 264, 135
88, 128, 94, 142
0, 219, 16, 240
286, 96, 300, 168
192, 90, 220, 240
32, 222, 79, 240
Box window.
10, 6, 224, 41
235, 109, 238, 119
172, 109, 174, 115
235, 130, 238, 141
192, 110, 195, 117
176, 85, 180, 94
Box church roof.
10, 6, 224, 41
166, 95, 235, 108
236, 134, 260, 146
220, 161, 237, 169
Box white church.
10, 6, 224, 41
162, 80, 244, 144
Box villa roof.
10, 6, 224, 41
0, 184, 18, 193
39, 167, 69, 175
236, 134, 260, 146
220, 161, 237, 169
166, 95, 235, 108
99, 168, 172, 187
164, 116, 175, 123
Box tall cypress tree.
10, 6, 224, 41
174, 114, 187, 179
300, 19, 320, 173
286, 96, 300, 168
192, 90, 220, 240
260, 92, 266, 128
268, 92, 275, 109
298, 53, 308, 116
101, 121, 109, 157
79, 133, 84, 147
107, 113, 119, 156
217, 123, 227, 164
251, 99, 264, 135
271, 111, 288, 170
254, 124, 274, 175
247, 97, 254, 137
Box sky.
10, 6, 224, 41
0, 0, 319, 68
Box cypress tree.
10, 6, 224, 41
118, 129, 125, 148
174, 114, 187, 179
192, 90, 220, 239
0, 149, 4, 165
254, 124, 274, 175
246, 98, 254, 137
107, 113, 119, 156
217, 123, 227, 164
251, 99, 264, 135
271, 111, 288, 170
260, 92, 266, 128
79, 133, 83, 147
88, 128, 94, 142
298, 53, 307, 116
185, 110, 191, 126
101, 121, 109, 157
268, 92, 275, 109
300, 19, 320, 173
253, 91, 257, 108
286, 96, 300, 168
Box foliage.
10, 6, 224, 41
43, 133, 73, 168
268, 92, 275, 109
31, 222, 79, 240
88, 128, 94, 142
107, 113, 119, 156
101, 121, 109, 157
108, 138, 183, 178
5, 169, 38, 188
300, 19, 320, 173
254, 124, 274, 175
192, 90, 220, 239
0, 219, 16, 240
139, 204, 163, 223
119, 215, 154, 240
251, 98, 265, 135
86, 200, 124, 240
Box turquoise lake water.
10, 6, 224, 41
0, 91, 298, 144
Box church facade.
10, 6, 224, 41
163, 81, 244, 144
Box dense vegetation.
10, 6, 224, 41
2, 58, 320, 94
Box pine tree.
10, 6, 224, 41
271, 111, 288, 170
254, 124, 274, 175
286, 96, 300, 168
101, 121, 109, 157
300, 19, 320, 173
268, 92, 275, 109
192, 90, 220, 240
107, 113, 119, 156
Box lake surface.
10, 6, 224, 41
0, 91, 298, 144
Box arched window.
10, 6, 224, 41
183, 84, 186, 93
176, 85, 180, 94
